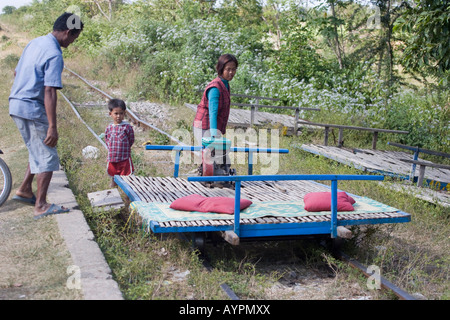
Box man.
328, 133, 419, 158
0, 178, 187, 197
9, 12, 83, 220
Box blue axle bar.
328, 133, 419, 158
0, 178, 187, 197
145, 144, 289, 177
188, 174, 384, 238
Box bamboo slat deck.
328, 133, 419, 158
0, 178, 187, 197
379, 182, 450, 208
119, 175, 409, 230
300, 144, 450, 184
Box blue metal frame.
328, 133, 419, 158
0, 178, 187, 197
145, 144, 289, 177
115, 174, 411, 240
188, 174, 387, 238
148, 214, 411, 238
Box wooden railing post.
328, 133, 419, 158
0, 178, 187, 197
294, 108, 299, 134
338, 128, 344, 147
372, 131, 379, 150
250, 106, 255, 127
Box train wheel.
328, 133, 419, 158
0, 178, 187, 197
192, 232, 206, 253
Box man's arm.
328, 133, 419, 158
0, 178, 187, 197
43, 86, 58, 147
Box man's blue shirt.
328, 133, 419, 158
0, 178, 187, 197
9, 33, 64, 122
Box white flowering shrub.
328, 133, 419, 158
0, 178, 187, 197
129, 17, 266, 103
80, 8, 448, 152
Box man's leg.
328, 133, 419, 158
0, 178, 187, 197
15, 164, 35, 199
34, 171, 53, 216
11, 116, 36, 200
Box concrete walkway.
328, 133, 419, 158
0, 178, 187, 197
48, 169, 123, 300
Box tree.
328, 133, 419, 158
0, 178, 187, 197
312, 0, 347, 69
2, 6, 16, 15
369, 0, 406, 90
93, 0, 113, 21
394, 0, 450, 85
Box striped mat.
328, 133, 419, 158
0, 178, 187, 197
130, 196, 400, 223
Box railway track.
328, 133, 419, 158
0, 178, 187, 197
336, 252, 417, 300
63, 66, 184, 146
60, 66, 417, 301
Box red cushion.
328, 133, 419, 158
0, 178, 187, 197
170, 194, 252, 214
303, 192, 355, 212
169, 194, 205, 211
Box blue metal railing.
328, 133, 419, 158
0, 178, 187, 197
188, 174, 384, 238
145, 145, 289, 177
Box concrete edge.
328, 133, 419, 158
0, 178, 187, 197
48, 169, 124, 300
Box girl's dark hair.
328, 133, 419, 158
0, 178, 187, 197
108, 99, 127, 111
216, 54, 238, 76
53, 12, 84, 35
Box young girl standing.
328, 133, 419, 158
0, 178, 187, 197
193, 54, 238, 145
105, 99, 135, 187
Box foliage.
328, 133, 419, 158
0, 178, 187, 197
1, 6, 16, 15
2, 0, 448, 152
383, 89, 450, 151
1, 53, 19, 70
394, 0, 450, 86
269, 9, 325, 81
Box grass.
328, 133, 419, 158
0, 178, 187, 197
55, 52, 450, 299
1, 18, 448, 300
281, 138, 450, 299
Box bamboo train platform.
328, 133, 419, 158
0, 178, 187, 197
298, 144, 450, 207
115, 174, 411, 245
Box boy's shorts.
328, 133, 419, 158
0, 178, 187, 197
11, 115, 60, 174
107, 158, 134, 177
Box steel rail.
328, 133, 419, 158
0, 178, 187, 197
336, 251, 417, 300
59, 90, 108, 150
63, 66, 185, 146
201, 252, 240, 300
177, 233, 240, 300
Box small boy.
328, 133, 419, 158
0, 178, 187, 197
105, 99, 135, 187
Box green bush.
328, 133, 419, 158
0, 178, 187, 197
4, 0, 447, 152
2, 54, 19, 69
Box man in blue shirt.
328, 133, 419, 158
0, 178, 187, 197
9, 12, 83, 220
